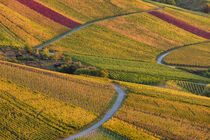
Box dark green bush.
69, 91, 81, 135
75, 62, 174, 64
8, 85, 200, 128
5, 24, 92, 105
202, 85, 210, 97
74, 68, 109, 78
59, 64, 78, 74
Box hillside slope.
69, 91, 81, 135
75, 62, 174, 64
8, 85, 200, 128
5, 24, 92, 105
103, 81, 210, 139
0, 79, 96, 139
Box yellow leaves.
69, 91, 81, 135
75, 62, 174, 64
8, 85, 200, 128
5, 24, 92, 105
103, 81, 210, 139
164, 42, 210, 67
103, 118, 159, 140
0, 60, 115, 114
0, 79, 97, 139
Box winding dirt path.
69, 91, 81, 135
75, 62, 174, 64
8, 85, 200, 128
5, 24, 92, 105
65, 84, 125, 140
13, 2, 209, 138
36, 7, 163, 50
156, 41, 210, 67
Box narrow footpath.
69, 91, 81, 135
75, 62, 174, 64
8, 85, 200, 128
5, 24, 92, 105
156, 41, 210, 68
65, 85, 125, 140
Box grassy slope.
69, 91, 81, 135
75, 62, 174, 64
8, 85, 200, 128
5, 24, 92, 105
35, 0, 157, 22
163, 42, 210, 67
0, 79, 97, 139
0, 61, 115, 115
103, 81, 210, 140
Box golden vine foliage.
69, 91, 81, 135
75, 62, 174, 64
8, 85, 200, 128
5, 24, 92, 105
104, 81, 210, 140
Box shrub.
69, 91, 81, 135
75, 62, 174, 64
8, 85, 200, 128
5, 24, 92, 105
74, 61, 83, 67
202, 84, 210, 97
52, 51, 63, 61
0, 54, 5, 60
74, 68, 109, 78
24, 45, 33, 54
64, 56, 72, 64
40, 48, 50, 60
203, 3, 210, 13
59, 64, 78, 74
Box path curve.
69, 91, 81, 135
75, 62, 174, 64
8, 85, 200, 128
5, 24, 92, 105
65, 84, 125, 140
157, 41, 210, 68
36, 7, 163, 50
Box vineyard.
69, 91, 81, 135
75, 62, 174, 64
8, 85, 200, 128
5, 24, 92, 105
66, 53, 210, 84
48, 12, 206, 63
103, 81, 210, 140
166, 80, 208, 95
0, 79, 97, 139
162, 7, 210, 32
0, 30, 18, 46
0, 0, 70, 47
16, 0, 81, 28
148, 10, 210, 39
0, 61, 115, 114
0, 0, 210, 139
35, 0, 157, 22
77, 127, 127, 140
163, 42, 210, 67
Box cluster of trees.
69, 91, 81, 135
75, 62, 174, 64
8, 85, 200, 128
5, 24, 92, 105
58, 60, 109, 78
7, 45, 109, 78
203, 84, 210, 97
153, 0, 210, 13
14, 46, 52, 61
203, 3, 210, 13
151, 0, 180, 5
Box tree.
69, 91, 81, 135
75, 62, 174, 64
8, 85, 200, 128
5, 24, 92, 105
167, 0, 176, 5
202, 84, 210, 97
203, 3, 210, 13
64, 56, 72, 64
52, 51, 63, 61
0, 53, 5, 60
35, 49, 40, 56
40, 48, 50, 60
175, 0, 181, 5
24, 46, 33, 54
74, 68, 109, 78
59, 65, 78, 74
